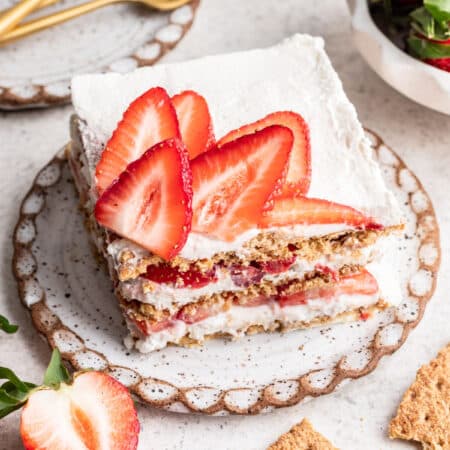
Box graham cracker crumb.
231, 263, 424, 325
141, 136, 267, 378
119, 250, 135, 263
268, 419, 338, 450
389, 343, 450, 449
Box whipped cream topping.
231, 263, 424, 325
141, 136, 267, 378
72, 34, 402, 260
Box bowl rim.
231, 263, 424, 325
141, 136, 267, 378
347, 0, 450, 114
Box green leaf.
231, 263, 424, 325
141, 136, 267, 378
0, 367, 32, 393
0, 369, 36, 419
0, 315, 18, 334
424, 0, 450, 26
411, 7, 436, 37
408, 34, 450, 58
43, 349, 70, 388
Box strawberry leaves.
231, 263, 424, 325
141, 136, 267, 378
0, 314, 18, 334
43, 349, 70, 388
0, 349, 68, 419
0, 367, 36, 418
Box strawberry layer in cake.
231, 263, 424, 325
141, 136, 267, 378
68, 34, 404, 353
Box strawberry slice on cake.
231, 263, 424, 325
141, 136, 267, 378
69, 34, 404, 353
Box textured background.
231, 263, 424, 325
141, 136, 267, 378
0, 0, 449, 448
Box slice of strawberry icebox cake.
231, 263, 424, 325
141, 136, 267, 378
68, 34, 404, 353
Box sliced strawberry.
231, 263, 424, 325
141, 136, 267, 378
95, 87, 180, 194
314, 264, 339, 282
230, 264, 264, 287
235, 294, 274, 308
172, 90, 215, 159
144, 263, 217, 288
278, 269, 378, 307
257, 256, 296, 274
217, 111, 311, 195
95, 138, 192, 260
134, 317, 174, 335
20, 371, 139, 450
191, 125, 293, 241
259, 196, 374, 228
177, 302, 224, 324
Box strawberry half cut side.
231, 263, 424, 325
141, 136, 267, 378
95, 138, 192, 260
172, 90, 215, 159
259, 196, 377, 228
217, 111, 311, 195
191, 125, 293, 241
20, 371, 139, 450
95, 86, 180, 194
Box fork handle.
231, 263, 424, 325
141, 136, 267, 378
0, 0, 121, 44
0, 0, 44, 35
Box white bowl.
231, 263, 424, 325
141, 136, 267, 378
347, 0, 450, 115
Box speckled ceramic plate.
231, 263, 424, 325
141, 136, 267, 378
12, 130, 440, 415
0, 0, 199, 110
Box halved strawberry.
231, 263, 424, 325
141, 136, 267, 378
144, 263, 217, 288
172, 90, 215, 159
191, 125, 293, 241
278, 269, 378, 307
95, 87, 180, 194
259, 196, 375, 228
217, 111, 311, 195
20, 371, 139, 450
95, 138, 192, 260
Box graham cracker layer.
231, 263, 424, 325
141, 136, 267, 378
389, 343, 450, 449
268, 419, 338, 450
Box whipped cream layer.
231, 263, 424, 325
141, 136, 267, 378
72, 34, 402, 260
124, 256, 402, 353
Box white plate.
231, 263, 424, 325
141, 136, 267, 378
12, 129, 440, 415
0, 0, 199, 109
348, 0, 450, 115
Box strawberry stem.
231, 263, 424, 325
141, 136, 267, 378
0, 349, 71, 419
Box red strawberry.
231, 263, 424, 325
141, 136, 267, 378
134, 317, 174, 334
217, 111, 311, 195
191, 125, 293, 241
177, 302, 224, 324
259, 196, 374, 228
230, 264, 264, 287
172, 90, 215, 159
236, 294, 274, 308
423, 57, 450, 72
20, 371, 139, 450
95, 87, 180, 194
278, 269, 378, 307
257, 256, 296, 274
95, 138, 192, 260
144, 263, 217, 288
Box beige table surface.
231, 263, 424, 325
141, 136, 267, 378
0, 0, 449, 448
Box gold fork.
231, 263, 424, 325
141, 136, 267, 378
0, 0, 190, 45
0, 0, 58, 16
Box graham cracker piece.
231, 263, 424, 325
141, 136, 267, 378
268, 419, 338, 450
389, 343, 450, 449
